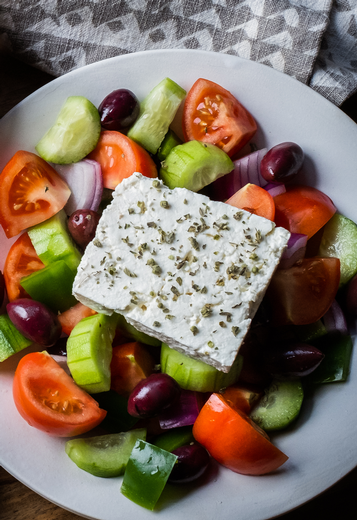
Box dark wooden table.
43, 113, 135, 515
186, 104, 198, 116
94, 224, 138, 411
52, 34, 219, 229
1, 51, 357, 520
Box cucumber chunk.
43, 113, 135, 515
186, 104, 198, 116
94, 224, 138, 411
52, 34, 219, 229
161, 342, 242, 392
127, 78, 186, 154
28, 210, 81, 273
250, 378, 304, 431
116, 313, 161, 347
318, 213, 357, 286
36, 96, 101, 164
67, 313, 119, 393
65, 428, 147, 477
160, 140, 234, 192
152, 426, 194, 452
0, 314, 32, 362
20, 260, 77, 313
156, 129, 182, 161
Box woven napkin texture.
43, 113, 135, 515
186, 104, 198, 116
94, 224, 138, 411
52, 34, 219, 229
0, 0, 356, 106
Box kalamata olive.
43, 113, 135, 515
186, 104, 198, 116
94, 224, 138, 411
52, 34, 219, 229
168, 443, 210, 484
260, 142, 304, 184
127, 373, 181, 419
98, 89, 140, 131
7, 298, 62, 347
68, 209, 100, 249
47, 337, 67, 356
263, 342, 324, 377
346, 273, 357, 316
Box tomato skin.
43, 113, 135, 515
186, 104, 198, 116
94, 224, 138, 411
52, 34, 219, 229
0, 151, 71, 238
267, 257, 341, 326
274, 185, 336, 239
88, 130, 158, 190
4, 233, 45, 301
110, 341, 155, 396
13, 351, 106, 437
58, 302, 97, 336
193, 393, 288, 475
183, 78, 257, 157
226, 183, 275, 221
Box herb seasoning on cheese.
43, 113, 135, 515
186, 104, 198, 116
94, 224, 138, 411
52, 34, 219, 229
73, 173, 290, 373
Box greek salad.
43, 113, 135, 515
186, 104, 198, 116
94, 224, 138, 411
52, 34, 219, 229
0, 76, 356, 511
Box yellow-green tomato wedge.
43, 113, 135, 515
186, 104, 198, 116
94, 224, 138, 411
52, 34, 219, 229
161, 342, 242, 392
67, 313, 119, 394
36, 96, 101, 164
318, 213, 357, 286
65, 429, 147, 477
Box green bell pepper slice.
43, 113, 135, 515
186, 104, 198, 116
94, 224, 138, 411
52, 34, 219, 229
311, 334, 353, 383
121, 440, 177, 510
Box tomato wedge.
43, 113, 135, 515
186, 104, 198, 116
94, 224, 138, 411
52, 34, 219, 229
110, 341, 155, 396
4, 233, 45, 301
88, 130, 158, 190
13, 351, 106, 437
58, 302, 97, 336
193, 393, 288, 475
221, 384, 262, 415
183, 78, 257, 157
226, 183, 275, 220
274, 185, 336, 239
267, 257, 341, 326
0, 151, 71, 238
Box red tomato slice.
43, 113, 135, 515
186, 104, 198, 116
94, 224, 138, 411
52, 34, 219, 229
13, 351, 106, 437
88, 130, 158, 190
58, 302, 97, 336
274, 185, 336, 239
110, 341, 155, 396
267, 257, 341, 326
193, 393, 288, 475
4, 233, 45, 302
0, 151, 71, 238
183, 78, 257, 157
226, 183, 275, 221
221, 384, 262, 415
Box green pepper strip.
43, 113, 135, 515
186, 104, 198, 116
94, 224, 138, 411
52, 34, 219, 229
311, 334, 353, 384
121, 439, 177, 510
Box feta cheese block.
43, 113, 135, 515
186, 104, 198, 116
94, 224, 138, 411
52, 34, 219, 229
73, 172, 290, 372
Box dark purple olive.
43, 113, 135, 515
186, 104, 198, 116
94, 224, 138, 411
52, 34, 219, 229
7, 298, 62, 347
169, 443, 210, 484
127, 373, 181, 419
68, 209, 100, 249
98, 89, 140, 131
260, 142, 304, 184
345, 273, 357, 317
263, 342, 324, 377
47, 337, 67, 356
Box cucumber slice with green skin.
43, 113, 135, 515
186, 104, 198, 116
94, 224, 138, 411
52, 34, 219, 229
28, 210, 81, 273
161, 342, 242, 392
65, 428, 147, 478
20, 260, 77, 313
0, 314, 32, 362
160, 140, 234, 192
116, 313, 161, 347
152, 426, 194, 452
318, 213, 357, 286
127, 78, 186, 154
67, 313, 119, 394
250, 378, 304, 431
36, 96, 101, 164
156, 129, 182, 162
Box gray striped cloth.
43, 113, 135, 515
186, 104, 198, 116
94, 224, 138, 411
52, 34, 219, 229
1, 0, 356, 106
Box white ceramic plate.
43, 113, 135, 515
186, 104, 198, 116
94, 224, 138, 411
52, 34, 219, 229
0, 50, 357, 520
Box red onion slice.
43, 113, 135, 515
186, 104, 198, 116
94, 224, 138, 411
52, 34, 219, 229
211, 148, 267, 201
323, 299, 348, 335
264, 182, 286, 197
158, 390, 201, 429
279, 233, 307, 270
53, 159, 103, 215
